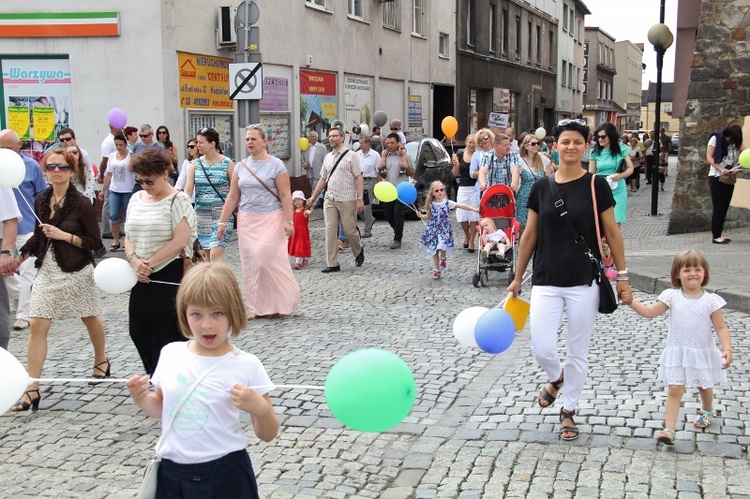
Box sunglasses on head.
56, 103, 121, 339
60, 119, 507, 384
558, 118, 587, 127
59, 136, 73, 143
45, 163, 71, 172
134, 178, 157, 186
139, 133, 151, 138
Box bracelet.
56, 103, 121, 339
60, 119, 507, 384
126, 252, 137, 262
217, 222, 226, 226
617, 268, 629, 275
616, 276, 630, 281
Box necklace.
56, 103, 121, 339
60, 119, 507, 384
51, 192, 63, 211
681, 289, 705, 300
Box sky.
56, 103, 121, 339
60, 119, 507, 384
585, 0, 679, 89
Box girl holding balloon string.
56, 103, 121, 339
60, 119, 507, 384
126, 262, 278, 498
419, 180, 479, 279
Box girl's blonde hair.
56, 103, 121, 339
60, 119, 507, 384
519, 134, 545, 172
423, 180, 445, 213
670, 249, 710, 287
176, 262, 247, 338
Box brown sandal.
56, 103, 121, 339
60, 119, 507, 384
538, 371, 564, 407
559, 408, 579, 441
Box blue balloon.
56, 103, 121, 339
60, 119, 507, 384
474, 308, 516, 354
396, 182, 418, 205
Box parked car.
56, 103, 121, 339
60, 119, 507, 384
671, 132, 679, 154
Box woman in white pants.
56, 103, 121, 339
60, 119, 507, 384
508, 119, 631, 441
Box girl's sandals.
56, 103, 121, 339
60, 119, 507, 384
694, 409, 714, 429
559, 408, 579, 441
655, 428, 675, 445
109, 243, 121, 252
538, 371, 564, 407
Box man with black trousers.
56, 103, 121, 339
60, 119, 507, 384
378, 133, 415, 249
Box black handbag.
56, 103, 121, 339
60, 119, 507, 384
547, 175, 618, 314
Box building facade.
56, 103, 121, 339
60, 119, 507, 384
0, 0, 455, 175
555, 0, 590, 122
455, 0, 558, 138
613, 40, 643, 132
640, 82, 679, 134
582, 27, 618, 128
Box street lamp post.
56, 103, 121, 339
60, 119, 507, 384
647, 2, 674, 216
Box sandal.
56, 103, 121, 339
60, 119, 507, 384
559, 408, 579, 441
89, 358, 111, 386
655, 428, 675, 445
109, 243, 121, 251
10, 389, 41, 412
538, 371, 564, 407
694, 408, 714, 429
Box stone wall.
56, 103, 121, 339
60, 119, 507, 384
668, 1, 750, 234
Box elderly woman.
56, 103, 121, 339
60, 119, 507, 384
217, 124, 300, 319
517, 134, 554, 231
184, 127, 235, 261
124, 149, 197, 375
508, 119, 631, 441
451, 134, 479, 252
589, 123, 633, 225
11, 148, 107, 411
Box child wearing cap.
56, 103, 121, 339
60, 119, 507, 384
288, 190, 313, 269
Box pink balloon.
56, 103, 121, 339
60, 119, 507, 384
107, 108, 127, 129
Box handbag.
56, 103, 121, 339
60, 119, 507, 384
168, 194, 203, 273
718, 172, 737, 185
547, 174, 618, 314
138, 348, 239, 499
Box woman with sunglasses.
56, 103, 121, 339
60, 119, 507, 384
175, 138, 199, 204
589, 123, 634, 225
65, 144, 96, 205
11, 148, 108, 412
451, 134, 480, 252
99, 133, 134, 251
156, 125, 179, 180
123, 149, 197, 375
184, 128, 235, 261
516, 134, 554, 232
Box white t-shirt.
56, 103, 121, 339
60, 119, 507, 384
151, 342, 273, 464
107, 152, 135, 193
175, 158, 196, 203
100, 133, 115, 161
357, 148, 381, 178
707, 135, 738, 177
0, 187, 22, 238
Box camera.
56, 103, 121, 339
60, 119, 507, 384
352, 125, 362, 135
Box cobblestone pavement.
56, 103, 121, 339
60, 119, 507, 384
2, 157, 750, 498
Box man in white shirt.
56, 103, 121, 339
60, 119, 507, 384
357, 137, 380, 237
98, 123, 118, 240
0, 186, 21, 349
505, 127, 520, 153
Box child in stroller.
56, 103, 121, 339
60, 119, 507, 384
479, 217, 509, 259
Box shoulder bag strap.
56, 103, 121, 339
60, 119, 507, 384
589, 175, 609, 265
154, 347, 239, 457
547, 174, 599, 268
197, 158, 227, 203
324, 149, 349, 190
240, 159, 281, 202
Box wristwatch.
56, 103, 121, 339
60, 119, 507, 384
356, 196, 363, 201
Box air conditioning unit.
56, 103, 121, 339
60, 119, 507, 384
216, 6, 237, 48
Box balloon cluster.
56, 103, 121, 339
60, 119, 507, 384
373, 181, 416, 205
452, 295, 529, 354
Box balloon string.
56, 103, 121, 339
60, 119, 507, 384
399, 201, 427, 227
496, 272, 533, 308
13, 187, 43, 225
149, 280, 181, 286
31, 378, 324, 391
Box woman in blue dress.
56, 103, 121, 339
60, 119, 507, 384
516, 134, 554, 232
589, 123, 634, 225
184, 127, 235, 261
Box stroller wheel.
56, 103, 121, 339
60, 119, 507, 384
472, 274, 480, 288
480, 271, 489, 287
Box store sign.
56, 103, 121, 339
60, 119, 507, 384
260, 76, 289, 112
300, 69, 337, 134
178, 52, 233, 109
0, 12, 120, 38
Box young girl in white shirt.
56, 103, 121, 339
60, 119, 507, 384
126, 262, 279, 498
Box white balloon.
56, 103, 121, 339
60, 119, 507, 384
94, 257, 138, 294
453, 306, 489, 348
0, 348, 30, 413
358, 124, 370, 138
0, 149, 26, 188
534, 127, 547, 140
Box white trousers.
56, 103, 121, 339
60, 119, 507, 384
5, 232, 36, 321
530, 281, 599, 412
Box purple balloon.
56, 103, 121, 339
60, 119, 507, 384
474, 308, 516, 354
108, 108, 127, 129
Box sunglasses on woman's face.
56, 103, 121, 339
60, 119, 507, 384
187, 144, 196, 149
529, 142, 539, 146
134, 178, 157, 186
45, 163, 72, 172
597, 134, 608, 140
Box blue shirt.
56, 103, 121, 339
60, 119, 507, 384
14, 154, 47, 235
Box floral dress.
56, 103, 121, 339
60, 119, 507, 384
515, 159, 547, 227
194, 156, 233, 249
419, 199, 457, 255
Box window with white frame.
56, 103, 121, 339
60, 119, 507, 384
501, 9, 508, 54
306, 0, 327, 9
383, 0, 401, 30
489, 3, 496, 53
467, 0, 476, 47
413, 0, 424, 35
568, 62, 574, 87
568, 6, 574, 33
562, 60, 568, 87
439, 32, 449, 57
562, 4, 568, 32
349, 0, 364, 19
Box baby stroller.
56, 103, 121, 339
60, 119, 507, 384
472, 184, 520, 287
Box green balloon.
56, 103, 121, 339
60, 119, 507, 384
373, 181, 398, 203
325, 349, 416, 432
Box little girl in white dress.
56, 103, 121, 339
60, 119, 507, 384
627, 249, 732, 445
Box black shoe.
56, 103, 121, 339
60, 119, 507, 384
321, 266, 341, 273
355, 248, 364, 267
89, 358, 111, 386
712, 238, 731, 244
101, 232, 114, 239
11, 389, 41, 412
93, 247, 107, 258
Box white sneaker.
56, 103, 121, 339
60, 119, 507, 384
13, 318, 29, 330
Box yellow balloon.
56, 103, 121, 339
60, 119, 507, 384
739, 148, 750, 169
441, 116, 458, 139
298, 137, 310, 151
373, 181, 398, 203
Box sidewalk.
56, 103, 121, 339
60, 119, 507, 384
619, 156, 750, 313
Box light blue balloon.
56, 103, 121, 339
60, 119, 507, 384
396, 182, 417, 205
474, 308, 516, 354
